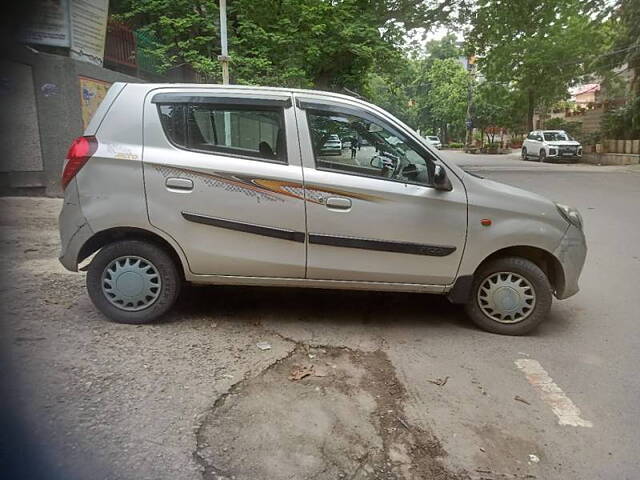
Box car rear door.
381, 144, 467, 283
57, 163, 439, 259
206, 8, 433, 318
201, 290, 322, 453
294, 94, 467, 286
143, 88, 306, 278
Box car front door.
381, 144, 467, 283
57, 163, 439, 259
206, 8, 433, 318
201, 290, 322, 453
295, 95, 467, 286
143, 89, 306, 278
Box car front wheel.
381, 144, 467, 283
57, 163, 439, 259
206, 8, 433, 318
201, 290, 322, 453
521, 147, 528, 160
539, 149, 546, 162
87, 240, 182, 324
465, 257, 552, 335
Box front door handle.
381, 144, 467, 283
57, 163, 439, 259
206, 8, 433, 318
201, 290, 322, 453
325, 197, 352, 211
166, 177, 193, 191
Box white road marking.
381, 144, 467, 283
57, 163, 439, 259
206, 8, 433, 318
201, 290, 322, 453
515, 358, 593, 428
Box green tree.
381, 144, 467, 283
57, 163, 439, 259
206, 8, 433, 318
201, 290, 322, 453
598, 0, 640, 138
112, 0, 468, 90
367, 34, 465, 135
469, 0, 610, 131
473, 83, 528, 145
423, 58, 469, 142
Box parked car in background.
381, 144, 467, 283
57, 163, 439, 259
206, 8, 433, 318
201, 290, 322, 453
522, 130, 582, 162
425, 135, 442, 149
59, 83, 586, 335
320, 135, 342, 155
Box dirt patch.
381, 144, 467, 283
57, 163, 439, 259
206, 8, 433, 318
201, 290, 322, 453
194, 345, 467, 480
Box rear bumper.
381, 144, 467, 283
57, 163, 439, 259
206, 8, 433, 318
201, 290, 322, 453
58, 179, 93, 272
553, 224, 587, 299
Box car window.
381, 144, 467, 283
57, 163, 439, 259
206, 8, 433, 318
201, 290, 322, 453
543, 131, 571, 142
306, 108, 434, 186
158, 103, 286, 162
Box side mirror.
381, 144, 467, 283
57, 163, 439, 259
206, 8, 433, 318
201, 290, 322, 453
433, 164, 452, 191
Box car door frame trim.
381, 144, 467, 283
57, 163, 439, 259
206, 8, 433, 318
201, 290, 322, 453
152, 93, 292, 108
182, 212, 305, 243
308, 233, 456, 257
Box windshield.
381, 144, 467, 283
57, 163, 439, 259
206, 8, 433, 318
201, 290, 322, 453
543, 131, 571, 142
427, 136, 440, 142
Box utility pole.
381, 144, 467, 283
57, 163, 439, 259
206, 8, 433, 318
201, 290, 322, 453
218, 0, 230, 85
218, 0, 232, 146
465, 55, 476, 152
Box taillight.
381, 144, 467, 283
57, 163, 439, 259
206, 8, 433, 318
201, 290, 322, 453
62, 136, 98, 190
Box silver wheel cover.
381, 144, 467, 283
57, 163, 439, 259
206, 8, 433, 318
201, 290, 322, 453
101, 256, 162, 311
477, 271, 536, 324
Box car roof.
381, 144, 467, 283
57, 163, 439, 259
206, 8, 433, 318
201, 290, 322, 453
125, 82, 370, 104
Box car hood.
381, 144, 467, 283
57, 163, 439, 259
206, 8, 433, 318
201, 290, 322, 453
463, 173, 568, 230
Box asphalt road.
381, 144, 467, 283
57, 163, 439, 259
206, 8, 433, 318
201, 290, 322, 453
1, 152, 639, 480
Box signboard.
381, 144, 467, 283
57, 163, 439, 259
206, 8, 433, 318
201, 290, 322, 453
21, 0, 71, 47
79, 76, 111, 128
70, 0, 109, 66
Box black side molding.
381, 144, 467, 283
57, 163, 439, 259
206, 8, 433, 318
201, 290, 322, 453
182, 212, 305, 243
152, 93, 292, 108
308, 233, 456, 257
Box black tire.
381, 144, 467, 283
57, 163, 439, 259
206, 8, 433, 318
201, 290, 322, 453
465, 257, 552, 335
539, 149, 546, 162
521, 147, 528, 160
87, 240, 182, 324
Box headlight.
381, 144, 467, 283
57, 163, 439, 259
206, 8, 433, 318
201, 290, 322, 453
556, 203, 583, 229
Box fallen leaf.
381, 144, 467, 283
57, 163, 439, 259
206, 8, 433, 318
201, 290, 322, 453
515, 395, 531, 405
428, 376, 449, 386
289, 364, 314, 381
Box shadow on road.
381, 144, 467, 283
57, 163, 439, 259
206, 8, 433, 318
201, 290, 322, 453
172, 284, 475, 333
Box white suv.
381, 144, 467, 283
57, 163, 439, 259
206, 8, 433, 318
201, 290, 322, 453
522, 130, 582, 162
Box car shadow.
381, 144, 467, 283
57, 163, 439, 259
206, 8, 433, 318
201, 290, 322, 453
170, 284, 475, 333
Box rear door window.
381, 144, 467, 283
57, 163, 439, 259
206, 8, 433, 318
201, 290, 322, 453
158, 102, 287, 163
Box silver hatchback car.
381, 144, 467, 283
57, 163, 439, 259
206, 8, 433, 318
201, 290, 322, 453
59, 83, 586, 335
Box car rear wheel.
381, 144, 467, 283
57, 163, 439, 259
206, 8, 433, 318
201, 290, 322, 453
521, 147, 528, 160
87, 240, 181, 324
465, 257, 552, 335
539, 149, 546, 162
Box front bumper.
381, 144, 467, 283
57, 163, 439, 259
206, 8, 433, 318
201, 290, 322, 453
553, 224, 587, 299
547, 149, 582, 160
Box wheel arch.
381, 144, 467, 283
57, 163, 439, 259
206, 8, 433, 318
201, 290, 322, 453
479, 245, 564, 294
449, 245, 565, 303
77, 226, 188, 279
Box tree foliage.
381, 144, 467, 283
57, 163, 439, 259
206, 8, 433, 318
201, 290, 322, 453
112, 0, 469, 90
367, 34, 468, 140
468, 0, 611, 130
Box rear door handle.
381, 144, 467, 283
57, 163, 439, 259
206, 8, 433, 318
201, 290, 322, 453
166, 177, 193, 191
325, 197, 352, 211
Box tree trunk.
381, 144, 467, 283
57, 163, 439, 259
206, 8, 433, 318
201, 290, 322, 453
314, 71, 331, 90
527, 90, 535, 132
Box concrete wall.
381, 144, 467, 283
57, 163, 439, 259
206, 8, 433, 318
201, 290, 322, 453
0, 46, 142, 196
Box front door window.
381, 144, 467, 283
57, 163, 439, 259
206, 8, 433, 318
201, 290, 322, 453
306, 109, 434, 186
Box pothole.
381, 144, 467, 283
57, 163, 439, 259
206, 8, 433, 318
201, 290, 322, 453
194, 345, 467, 480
